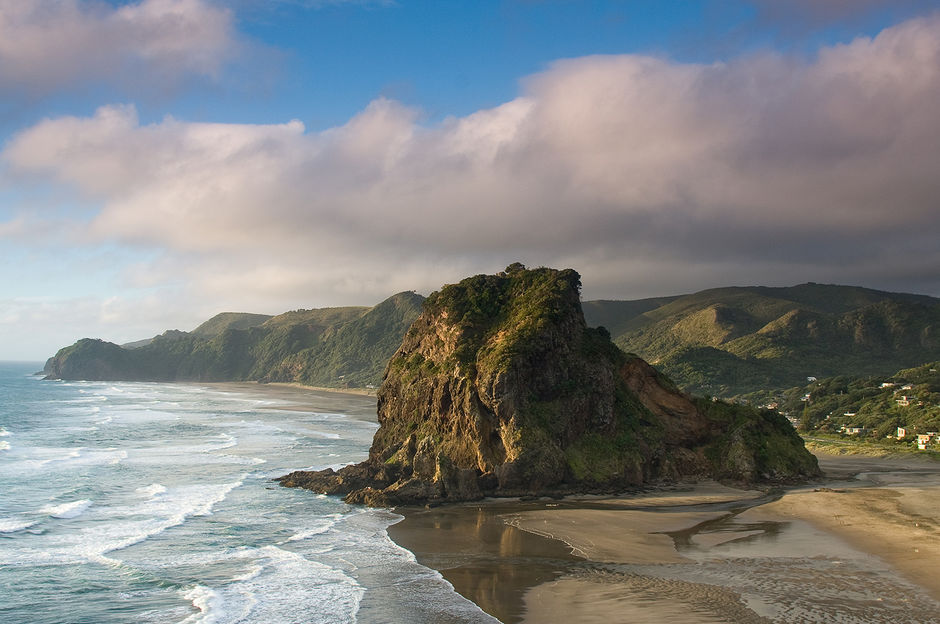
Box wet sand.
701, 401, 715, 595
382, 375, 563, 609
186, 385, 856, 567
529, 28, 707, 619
738, 453, 940, 602
202, 381, 379, 421
263, 381, 377, 397
391, 454, 940, 624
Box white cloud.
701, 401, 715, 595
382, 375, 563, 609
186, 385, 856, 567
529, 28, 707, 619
0, 0, 239, 96
0, 292, 199, 360
3, 13, 940, 321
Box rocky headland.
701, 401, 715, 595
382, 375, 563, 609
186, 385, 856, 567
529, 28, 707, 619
278, 265, 820, 506
42, 292, 424, 388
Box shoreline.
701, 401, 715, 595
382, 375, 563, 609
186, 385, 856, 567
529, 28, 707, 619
261, 381, 377, 397
390, 453, 940, 623
184, 382, 940, 622
204, 380, 377, 397
191, 380, 381, 424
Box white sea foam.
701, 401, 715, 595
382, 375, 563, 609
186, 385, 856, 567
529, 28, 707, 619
0, 426, 10, 436
0, 517, 39, 533
91, 479, 245, 557
306, 430, 342, 440
179, 585, 232, 624
3, 478, 244, 566
207, 433, 237, 452
63, 393, 108, 403
27, 447, 127, 469
177, 546, 363, 624
25, 447, 82, 468
284, 514, 344, 543
126, 434, 248, 467
41, 499, 93, 519
0, 440, 9, 451
108, 408, 179, 424
135, 483, 167, 499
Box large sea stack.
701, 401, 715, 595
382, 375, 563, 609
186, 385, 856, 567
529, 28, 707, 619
278, 265, 819, 506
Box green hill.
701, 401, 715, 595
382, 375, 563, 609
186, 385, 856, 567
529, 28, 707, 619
583, 284, 940, 396
44, 292, 425, 388
191, 312, 274, 338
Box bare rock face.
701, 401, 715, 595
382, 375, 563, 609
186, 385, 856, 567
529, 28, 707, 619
278, 265, 819, 506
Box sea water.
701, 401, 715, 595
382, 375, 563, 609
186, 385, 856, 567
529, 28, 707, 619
0, 362, 498, 624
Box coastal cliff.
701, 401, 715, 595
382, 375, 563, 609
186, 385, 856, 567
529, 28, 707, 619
43, 292, 424, 388
278, 266, 819, 506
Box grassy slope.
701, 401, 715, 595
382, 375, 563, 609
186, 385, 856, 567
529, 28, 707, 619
191, 312, 275, 337
583, 284, 940, 396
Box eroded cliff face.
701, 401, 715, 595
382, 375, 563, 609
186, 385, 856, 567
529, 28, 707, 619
278, 266, 819, 506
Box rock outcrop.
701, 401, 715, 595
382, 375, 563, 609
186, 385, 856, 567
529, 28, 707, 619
278, 265, 820, 506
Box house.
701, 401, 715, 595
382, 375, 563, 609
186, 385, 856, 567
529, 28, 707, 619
897, 427, 908, 439
841, 425, 865, 435
880, 382, 897, 389
807, 376, 817, 382
917, 433, 938, 450
901, 384, 914, 391
897, 396, 912, 407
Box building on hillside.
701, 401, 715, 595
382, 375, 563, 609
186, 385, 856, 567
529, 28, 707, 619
917, 433, 938, 450
841, 425, 866, 435
880, 382, 897, 389
897, 396, 913, 407
897, 427, 908, 439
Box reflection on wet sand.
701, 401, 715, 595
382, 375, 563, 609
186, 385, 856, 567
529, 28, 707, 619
388, 504, 579, 624
390, 458, 940, 624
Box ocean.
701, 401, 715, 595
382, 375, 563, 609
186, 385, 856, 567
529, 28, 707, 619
0, 362, 498, 624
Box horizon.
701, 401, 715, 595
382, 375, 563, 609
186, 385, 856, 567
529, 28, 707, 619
3, 0, 940, 359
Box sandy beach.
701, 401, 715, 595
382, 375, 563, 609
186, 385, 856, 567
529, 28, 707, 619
391, 452, 940, 623
199, 381, 379, 421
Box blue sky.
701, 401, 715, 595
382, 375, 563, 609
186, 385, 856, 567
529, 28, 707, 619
2, 0, 940, 360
